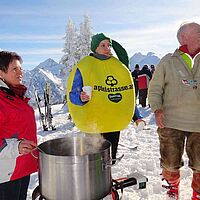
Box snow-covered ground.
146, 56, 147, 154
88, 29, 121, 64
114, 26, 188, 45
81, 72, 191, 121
27, 104, 193, 200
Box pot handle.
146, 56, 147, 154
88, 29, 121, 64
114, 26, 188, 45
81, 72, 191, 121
31, 147, 39, 159
105, 154, 124, 168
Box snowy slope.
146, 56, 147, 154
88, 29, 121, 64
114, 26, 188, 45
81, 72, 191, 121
27, 104, 193, 200
23, 58, 70, 106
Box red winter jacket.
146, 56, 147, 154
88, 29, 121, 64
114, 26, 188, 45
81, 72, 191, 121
138, 74, 149, 89
0, 81, 38, 183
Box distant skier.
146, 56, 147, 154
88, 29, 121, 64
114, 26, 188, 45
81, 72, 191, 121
131, 64, 140, 97
138, 64, 152, 107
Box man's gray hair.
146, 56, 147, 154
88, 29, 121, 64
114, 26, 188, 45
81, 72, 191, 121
177, 22, 199, 44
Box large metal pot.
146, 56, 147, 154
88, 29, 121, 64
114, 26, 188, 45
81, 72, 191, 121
37, 136, 112, 200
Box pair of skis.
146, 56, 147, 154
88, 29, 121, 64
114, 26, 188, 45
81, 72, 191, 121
34, 83, 56, 131
43, 82, 56, 131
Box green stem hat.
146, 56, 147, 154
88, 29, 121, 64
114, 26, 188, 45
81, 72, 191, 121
90, 33, 129, 68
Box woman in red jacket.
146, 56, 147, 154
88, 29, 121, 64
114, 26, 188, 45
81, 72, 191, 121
0, 51, 38, 200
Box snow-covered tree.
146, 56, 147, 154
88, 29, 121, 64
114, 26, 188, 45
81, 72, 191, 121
60, 15, 93, 71
60, 18, 79, 71
78, 14, 93, 60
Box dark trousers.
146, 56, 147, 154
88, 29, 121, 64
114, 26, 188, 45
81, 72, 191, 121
139, 89, 148, 107
134, 81, 139, 98
0, 175, 30, 200
101, 131, 120, 161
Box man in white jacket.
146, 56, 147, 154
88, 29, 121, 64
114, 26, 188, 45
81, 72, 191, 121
148, 22, 200, 200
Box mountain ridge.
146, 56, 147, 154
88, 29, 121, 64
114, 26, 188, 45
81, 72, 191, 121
130, 52, 160, 71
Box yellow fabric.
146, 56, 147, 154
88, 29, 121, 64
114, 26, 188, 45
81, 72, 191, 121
67, 56, 135, 133
180, 51, 193, 70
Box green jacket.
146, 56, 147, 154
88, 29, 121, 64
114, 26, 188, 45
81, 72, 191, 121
148, 49, 200, 132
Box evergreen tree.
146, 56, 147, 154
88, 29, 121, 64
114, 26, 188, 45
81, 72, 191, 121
60, 18, 79, 71
78, 14, 93, 60
60, 15, 92, 71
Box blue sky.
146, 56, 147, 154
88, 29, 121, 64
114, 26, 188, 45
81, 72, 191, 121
0, 0, 199, 70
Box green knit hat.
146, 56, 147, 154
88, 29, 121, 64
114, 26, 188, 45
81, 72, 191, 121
90, 33, 129, 68
90, 33, 111, 52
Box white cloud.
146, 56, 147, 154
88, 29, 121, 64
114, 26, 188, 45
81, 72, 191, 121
108, 22, 179, 57
0, 34, 63, 42
19, 48, 62, 56
107, 16, 200, 57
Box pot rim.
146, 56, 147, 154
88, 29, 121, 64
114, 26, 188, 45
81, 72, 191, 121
37, 136, 111, 161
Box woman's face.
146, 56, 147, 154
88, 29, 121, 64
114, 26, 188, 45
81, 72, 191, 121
95, 39, 111, 56
0, 59, 23, 86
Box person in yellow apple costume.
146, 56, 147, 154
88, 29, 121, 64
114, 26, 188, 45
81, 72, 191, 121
67, 33, 135, 161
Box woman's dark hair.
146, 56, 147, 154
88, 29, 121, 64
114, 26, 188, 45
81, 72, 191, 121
0, 51, 22, 72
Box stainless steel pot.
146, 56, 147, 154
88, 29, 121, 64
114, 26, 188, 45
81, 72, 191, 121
37, 136, 112, 200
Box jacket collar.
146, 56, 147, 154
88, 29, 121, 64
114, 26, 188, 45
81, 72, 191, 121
0, 79, 15, 96
89, 52, 111, 60
0, 79, 9, 88
171, 49, 181, 58
172, 48, 200, 59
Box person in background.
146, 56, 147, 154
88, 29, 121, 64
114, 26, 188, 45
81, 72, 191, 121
67, 33, 135, 162
148, 22, 200, 200
0, 51, 38, 200
131, 65, 146, 126
150, 64, 155, 75
131, 64, 140, 97
138, 64, 152, 107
